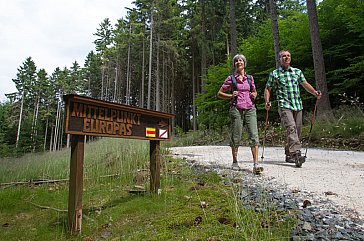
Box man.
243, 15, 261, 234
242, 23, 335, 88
264, 50, 321, 167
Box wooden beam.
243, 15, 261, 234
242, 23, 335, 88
68, 135, 84, 233
150, 140, 160, 193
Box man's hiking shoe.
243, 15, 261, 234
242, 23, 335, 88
285, 155, 295, 163
231, 162, 241, 171
294, 154, 306, 168
253, 166, 264, 175
286, 151, 306, 167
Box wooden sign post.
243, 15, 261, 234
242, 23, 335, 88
63, 94, 174, 234
68, 135, 84, 233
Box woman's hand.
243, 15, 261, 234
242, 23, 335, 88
250, 91, 257, 99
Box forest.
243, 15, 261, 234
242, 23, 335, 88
0, 0, 363, 156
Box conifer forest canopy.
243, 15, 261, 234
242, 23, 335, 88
1, 0, 363, 155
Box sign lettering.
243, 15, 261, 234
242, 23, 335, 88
64, 94, 174, 140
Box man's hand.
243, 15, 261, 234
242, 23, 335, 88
315, 90, 322, 100
265, 102, 271, 111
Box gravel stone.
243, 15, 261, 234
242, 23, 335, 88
171, 146, 364, 240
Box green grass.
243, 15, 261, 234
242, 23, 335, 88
168, 106, 364, 151
0, 138, 296, 240
299, 106, 364, 150
308, 106, 364, 139
1, 106, 361, 240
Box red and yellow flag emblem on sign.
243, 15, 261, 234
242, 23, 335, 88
145, 127, 156, 137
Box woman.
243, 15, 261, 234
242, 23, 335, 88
217, 54, 263, 174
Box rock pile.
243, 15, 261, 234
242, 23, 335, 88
192, 163, 364, 240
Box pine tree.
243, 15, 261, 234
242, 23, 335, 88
12, 57, 37, 149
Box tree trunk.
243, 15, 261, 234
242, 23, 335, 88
49, 125, 54, 152
155, 34, 160, 111
53, 101, 61, 151
105, 74, 110, 100
200, 0, 207, 90
269, 0, 281, 68
161, 51, 164, 112
44, 118, 48, 151
113, 65, 118, 101
101, 66, 105, 99
140, 22, 146, 108
147, 10, 154, 109
126, 23, 132, 105
31, 99, 37, 144
306, 0, 332, 115
226, 35, 230, 57
171, 61, 176, 134
32, 96, 40, 152
229, 0, 237, 57
192, 52, 197, 131
58, 111, 64, 151
16, 92, 25, 149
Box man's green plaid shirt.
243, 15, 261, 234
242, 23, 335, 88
266, 66, 306, 111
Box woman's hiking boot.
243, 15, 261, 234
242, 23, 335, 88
253, 164, 263, 175
231, 162, 241, 171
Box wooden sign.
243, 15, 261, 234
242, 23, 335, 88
64, 94, 174, 140
63, 94, 175, 234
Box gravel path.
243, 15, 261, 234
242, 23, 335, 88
170, 146, 364, 220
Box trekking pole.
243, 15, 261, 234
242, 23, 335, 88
261, 108, 269, 162
304, 91, 321, 158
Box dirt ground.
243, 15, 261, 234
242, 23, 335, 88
170, 146, 364, 220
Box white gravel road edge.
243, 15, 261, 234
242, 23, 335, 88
170, 146, 364, 220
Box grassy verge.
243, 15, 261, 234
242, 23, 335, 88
307, 106, 364, 149
167, 105, 364, 151
0, 138, 295, 240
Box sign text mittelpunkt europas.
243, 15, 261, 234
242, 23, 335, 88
64, 94, 174, 140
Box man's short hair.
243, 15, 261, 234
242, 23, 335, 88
279, 50, 290, 58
